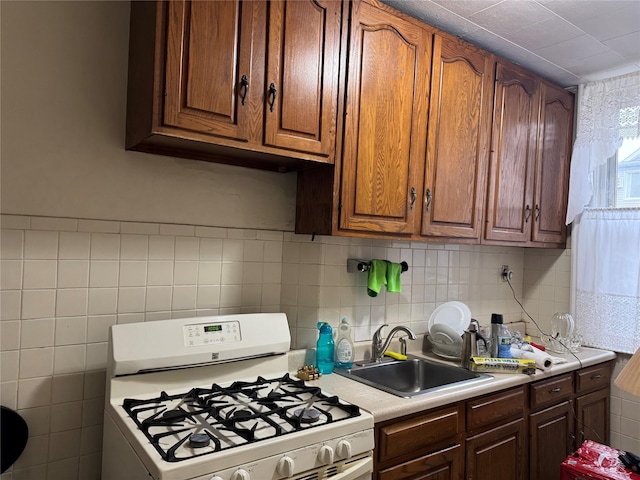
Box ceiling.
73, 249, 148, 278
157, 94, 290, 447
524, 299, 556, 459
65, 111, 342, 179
381, 0, 640, 87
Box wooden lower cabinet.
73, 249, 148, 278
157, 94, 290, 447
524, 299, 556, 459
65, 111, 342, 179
529, 401, 575, 480
575, 387, 610, 446
378, 443, 463, 480
372, 362, 612, 480
465, 418, 526, 480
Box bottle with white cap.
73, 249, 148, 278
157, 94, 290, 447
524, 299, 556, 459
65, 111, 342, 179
335, 317, 354, 369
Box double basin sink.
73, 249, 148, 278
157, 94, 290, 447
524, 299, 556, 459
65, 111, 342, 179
334, 355, 491, 398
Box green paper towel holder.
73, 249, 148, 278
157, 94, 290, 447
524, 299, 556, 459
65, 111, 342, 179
346, 259, 409, 273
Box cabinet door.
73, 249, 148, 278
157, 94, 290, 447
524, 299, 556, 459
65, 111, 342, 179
532, 83, 574, 245
378, 443, 463, 480
529, 401, 575, 480
465, 418, 526, 480
264, 0, 341, 158
575, 388, 610, 446
164, 0, 264, 142
485, 62, 539, 243
339, 0, 431, 234
421, 35, 493, 241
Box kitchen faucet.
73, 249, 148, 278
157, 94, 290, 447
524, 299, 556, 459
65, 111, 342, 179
371, 324, 417, 362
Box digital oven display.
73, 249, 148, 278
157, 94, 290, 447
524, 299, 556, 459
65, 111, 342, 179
203, 325, 222, 333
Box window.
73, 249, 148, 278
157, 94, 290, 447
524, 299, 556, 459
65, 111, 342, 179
592, 137, 640, 208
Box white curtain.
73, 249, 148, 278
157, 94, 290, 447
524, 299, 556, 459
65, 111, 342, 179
568, 71, 640, 353
573, 209, 640, 354
566, 72, 640, 224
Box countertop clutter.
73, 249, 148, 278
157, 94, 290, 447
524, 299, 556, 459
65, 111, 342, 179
288, 343, 616, 423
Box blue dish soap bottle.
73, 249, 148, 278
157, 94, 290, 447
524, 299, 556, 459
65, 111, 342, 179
316, 322, 335, 374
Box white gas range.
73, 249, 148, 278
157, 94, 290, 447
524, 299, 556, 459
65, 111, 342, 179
102, 313, 374, 480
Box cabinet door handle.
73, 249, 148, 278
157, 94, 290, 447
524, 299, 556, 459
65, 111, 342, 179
590, 374, 602, 380
268, 83, 277, 112
525, 205, 532, 222
549, 387, 561, 393
534, 204, 540, 221
425, 188, 432, 212
569, 432, 576, 452
410, 187, 417, 209
239, 75, 249, 106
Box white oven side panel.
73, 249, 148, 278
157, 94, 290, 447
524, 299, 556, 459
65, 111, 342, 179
102, 412, 152, 480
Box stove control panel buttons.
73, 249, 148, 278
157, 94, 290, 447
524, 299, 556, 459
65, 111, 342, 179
318, 444, 334, 465
336, 439, 352, 459
230, 468, 250, 480
276, 456, 295, 477
183, 321, 241, 347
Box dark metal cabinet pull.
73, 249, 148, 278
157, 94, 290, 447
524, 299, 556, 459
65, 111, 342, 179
425, 188, 432, 212
410, 187, 417, 209
268, 83, 277, 112
535, 204, 540, 221
525, 204, 532, 222
239, 75, 249, 106
549, 386, 561, 393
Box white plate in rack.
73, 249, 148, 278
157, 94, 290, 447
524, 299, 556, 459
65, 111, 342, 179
428, 301, 471, 336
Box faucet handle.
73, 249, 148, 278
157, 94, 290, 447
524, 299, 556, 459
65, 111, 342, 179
373, 324, 388, 340
372, 324, 388, 359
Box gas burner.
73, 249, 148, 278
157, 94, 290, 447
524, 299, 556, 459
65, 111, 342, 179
294, 407, 321, 423
188, 433, 210, 448
231, 409, 253, 419
161, 410, 187, 421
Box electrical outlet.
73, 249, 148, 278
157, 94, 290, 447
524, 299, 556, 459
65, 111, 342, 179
501, 265, 513, 282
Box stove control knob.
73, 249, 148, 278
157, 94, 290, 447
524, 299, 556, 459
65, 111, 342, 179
276, 456, 295, 477
230, 469, 250, 480
318, 444, 334, 465
336, 439, 352, 459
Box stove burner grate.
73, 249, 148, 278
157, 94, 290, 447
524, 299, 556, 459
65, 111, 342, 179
122, 373, 360, 463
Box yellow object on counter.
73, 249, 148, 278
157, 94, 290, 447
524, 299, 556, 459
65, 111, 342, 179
469, 357, 536, 374
384, 351, 407, 361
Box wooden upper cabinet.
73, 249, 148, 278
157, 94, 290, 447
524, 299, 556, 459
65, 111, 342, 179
264, 0, 341, 157
421, 35, 493, 241
339, 0, 431, 234
484, 61, 540, 243
532, 82, 574, 245
127, 0, 342, 171
164, 0, 263, 142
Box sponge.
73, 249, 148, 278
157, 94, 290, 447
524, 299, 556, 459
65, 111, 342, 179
383, 351, 407, 361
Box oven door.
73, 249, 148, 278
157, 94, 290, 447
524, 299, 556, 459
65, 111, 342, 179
289, 453, 373, 480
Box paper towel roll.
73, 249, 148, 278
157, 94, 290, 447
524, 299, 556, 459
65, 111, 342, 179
510, 345, 552, 370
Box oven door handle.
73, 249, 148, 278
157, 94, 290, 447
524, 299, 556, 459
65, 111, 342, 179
333, 456, 373, 480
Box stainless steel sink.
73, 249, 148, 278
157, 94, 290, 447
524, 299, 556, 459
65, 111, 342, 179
334, 355, 491, 398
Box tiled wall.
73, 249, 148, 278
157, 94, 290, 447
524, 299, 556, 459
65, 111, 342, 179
2, 214, 637, 478
611, 355, 640, 454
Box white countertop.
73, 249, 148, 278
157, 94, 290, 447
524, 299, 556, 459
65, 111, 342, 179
288, 346, 616, 423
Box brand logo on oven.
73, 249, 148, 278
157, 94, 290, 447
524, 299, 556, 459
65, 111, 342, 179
211, 353, 219, 360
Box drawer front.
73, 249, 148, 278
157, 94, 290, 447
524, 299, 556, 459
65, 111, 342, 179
576, 364, 611, 394
466, 386, 526, 432
378, 443, 463, 480
530, 373, 573, 409
377, 405, 462, 463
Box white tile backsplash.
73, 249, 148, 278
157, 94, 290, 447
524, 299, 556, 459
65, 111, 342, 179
3, 215, 634, 478
57, 260, 89, 288
21, 318, 55, 348
58, 232, 90, 260
24, 231, 58, 259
